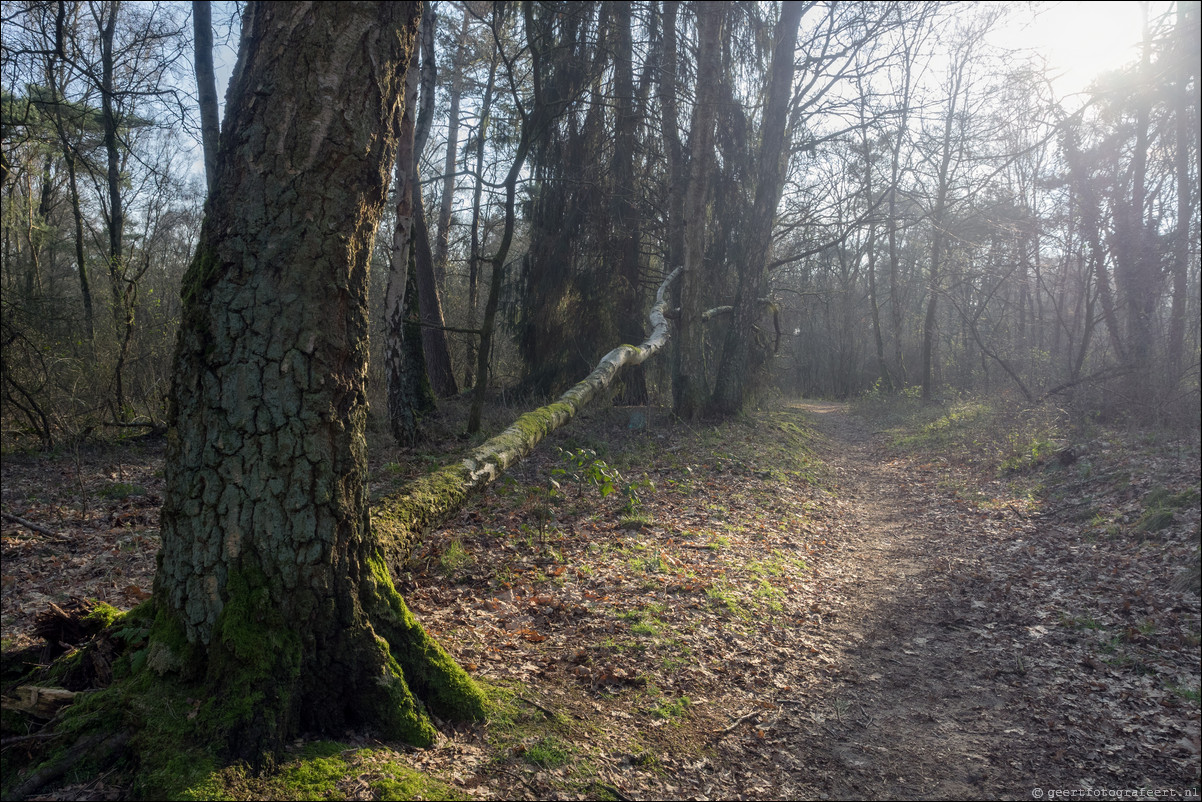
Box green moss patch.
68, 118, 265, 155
364, 553, 488, 727
171, 741, 466, 801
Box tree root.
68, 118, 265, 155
7, 730, 129, 801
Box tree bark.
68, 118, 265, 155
155, 2, 482, 762
672, 0, 722, 421
710, 1, 803, 416
385, 30, 424, 447
1166, 0, 1196, 382
1113, 7, 1156, 397
463, 47, 497, 391
396, 226, 438, 446
658, 0, 685, 300
407, 5, 458, 401
97, 0, 130, 418
611, 1, 646, 405
434, 6, 469, 288
414, 192, 459, 397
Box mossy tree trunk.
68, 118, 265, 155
154, 1, 482, 763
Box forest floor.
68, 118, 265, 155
1, 396, 1199, 800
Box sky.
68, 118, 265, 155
199, 1, 1154, 120
988, 1, 1149, 97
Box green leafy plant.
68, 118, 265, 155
620, 475, 655, 516
521, 479, 565, 549
555, 448, 621, 499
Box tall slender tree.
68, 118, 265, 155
673, 0, 724, 421
710, 1, 802, 415
192, 0, 219, 192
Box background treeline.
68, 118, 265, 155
2, 1, 1199, 449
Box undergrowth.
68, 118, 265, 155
854, 389, 1068, 477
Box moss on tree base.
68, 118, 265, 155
2, 566, 486, 800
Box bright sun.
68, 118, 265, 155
992, 1, 1149, 95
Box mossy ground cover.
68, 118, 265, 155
3, 397, 835, 799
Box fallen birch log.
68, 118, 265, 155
372, 267, 682, 563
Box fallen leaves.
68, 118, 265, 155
2, 402, 1198, 800
1, 446, 163, 652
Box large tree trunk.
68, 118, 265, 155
384, 28, 428, 446
1166, 0, 1196, 382
155, 2, 482, 762
672, 0, 722, 421
611, 1, 647, 405
1113, 8, 1156, 399
410, 6, 458, 398
658, 0, 685, 303
415, 192, 459, 398
710, 2, 802, 416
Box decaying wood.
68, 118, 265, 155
34, 598, 98, 648
2, 686, 78, 720
373, 267, 683, 562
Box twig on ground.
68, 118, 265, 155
1, 512, 70, 541
516, 695, 557, 719
593, 781, 633, 801
8, 730, 129, 802
713, 711, 759, 740
1, 732, 63, 748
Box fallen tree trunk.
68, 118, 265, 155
373, 267, 682, 562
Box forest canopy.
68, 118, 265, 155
1, 0, 1198, 444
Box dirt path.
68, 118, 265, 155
733, 401, 1198, 801
780, 401, 1035, 799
